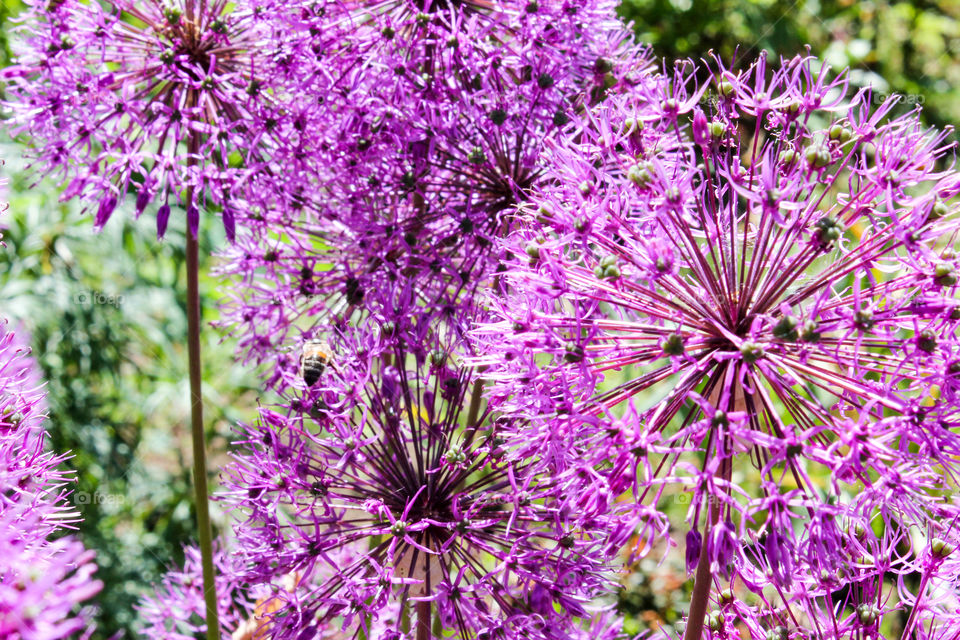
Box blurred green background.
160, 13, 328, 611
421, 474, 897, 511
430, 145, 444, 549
1, 0, 958, 637
618, 0, 960, 132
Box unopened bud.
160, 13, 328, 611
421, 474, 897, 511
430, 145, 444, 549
661, 334, 685, 357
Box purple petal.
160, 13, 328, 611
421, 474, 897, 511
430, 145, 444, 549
187, 205, 199, 239
134, 189, 150, 217
156, 204, 171, 240
94, 196, 116, 230
222, 206, 236, 243
685, 528, 701, 573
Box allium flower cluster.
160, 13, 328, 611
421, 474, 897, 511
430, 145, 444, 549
215, 0, 654, 386
138, 544, 327, 640
0, 324, 102, 639
3, 0, 277, 239
475, 53, 960, 635
221, 312, 633, 639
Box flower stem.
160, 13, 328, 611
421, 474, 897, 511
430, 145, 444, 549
185, 126, 220, 640
683, 516, 713, 640
416, 600, 432, 640
683, 414, 731, 640
466, 377, 485, 428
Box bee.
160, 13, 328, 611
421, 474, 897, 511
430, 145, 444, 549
299, 339, 332, 387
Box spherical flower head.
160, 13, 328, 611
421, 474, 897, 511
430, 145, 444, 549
138, 542, 328, 640
213, 0, 655, 385
222, 321, 628, 639
477, 53, 960, 603
3, 0, 274, 240
0, 511, 102, 640
214, 229, 484, 393
0, 323, 101, 639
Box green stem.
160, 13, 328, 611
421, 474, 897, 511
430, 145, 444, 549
185, 122, 219, 640
187, 222, 220, 640
683, 427, 731, 640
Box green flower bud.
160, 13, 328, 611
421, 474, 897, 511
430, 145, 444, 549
856, 604, 879, 626
854, 308, 875, 332
800, 319, 821, 343
917, 329, 938, 353
594, 57, 614, 73
805, 145, 832, 168
814, 216, 842, 248
468, 147, 486, 165
661, 334, 685, 357
932, 538, 955, 558
931, 199, 950, 219
445, 447, 466, 465
622, 117, 643, 135
934, 263, 957, 287
773, 315, 799, 341
564, 343, 585, 363
708, 611, 725, 632
778, 148, 798, 165
740, 341, 765, 364
708, 120, 726, 139
828, 124, 851, 141
766, 626, 789, 640
627, 163, 653, 187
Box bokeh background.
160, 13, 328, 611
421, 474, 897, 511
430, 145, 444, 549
0, 0, 957, 637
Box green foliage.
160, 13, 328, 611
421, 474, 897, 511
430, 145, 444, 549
0, 143, 260, 639
619, 0, 960, 131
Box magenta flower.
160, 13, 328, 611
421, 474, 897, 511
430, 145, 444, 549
221, 314, 632, 639
3, 0, 276, 239
476, 53, 960, 636
0, 324, 102, 639
215, 0, 652, 385
138, 543, 332, 640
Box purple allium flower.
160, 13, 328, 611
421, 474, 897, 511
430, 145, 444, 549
475, 53, 960, 630
683, 515, 960, 640
138, 543, 330, 640
221, 315, 631, 639
0, 511, 102, 640
214, 0, 653, 382
0, 323, 102, 639
3, 0, 275, 239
